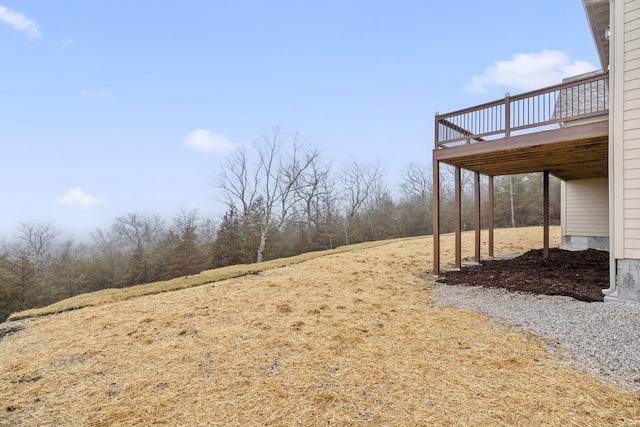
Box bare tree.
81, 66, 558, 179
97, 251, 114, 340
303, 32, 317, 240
52, 239, 88, 298
16, 222, 59, 264
109, 212, 166, 285
508, 175, 516, 228
90, 227, 128, 288
172, 208, 199, 236
216, 126, 320, 263
197, 216, 218, 247
398, 162, 434, 236
111, 212, 165, 252
400, 162, 433, 203
165, 208, 207, 278
364, 179, 394, 240
340, 160, 386, 219
217, 147, 258, 217
294, 156, 336, 246
439, 164, 474, 196
338, 160, 386, 244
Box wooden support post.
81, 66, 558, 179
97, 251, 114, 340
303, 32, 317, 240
488, 175, 494, 258
475, 171, 481, 262
543, 170, 550, 259
455, 166, 462, 268
505, 92, 511, 137
433, 158, 440, 275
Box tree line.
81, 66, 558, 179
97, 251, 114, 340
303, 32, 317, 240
0, 127, 560, 320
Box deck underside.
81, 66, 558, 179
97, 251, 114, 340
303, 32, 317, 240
433, 120, 608, 181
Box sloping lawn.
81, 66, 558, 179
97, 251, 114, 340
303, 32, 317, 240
1, 227, 638, 426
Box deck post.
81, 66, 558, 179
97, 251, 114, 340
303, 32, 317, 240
488, 175, 494, 258
504, 92, 511, 138
433, 157, 441, 275
474, 171, 481, 262
455, 166, 462, 268
543, 170, 549, 259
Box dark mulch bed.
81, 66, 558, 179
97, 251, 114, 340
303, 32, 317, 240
437, 248, 609, 302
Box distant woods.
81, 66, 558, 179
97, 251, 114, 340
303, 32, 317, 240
0, 127, 560, 320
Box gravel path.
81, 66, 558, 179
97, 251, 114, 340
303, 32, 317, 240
430, 282, 640, 393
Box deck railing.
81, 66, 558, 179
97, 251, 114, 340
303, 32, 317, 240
435, 71, 609, 148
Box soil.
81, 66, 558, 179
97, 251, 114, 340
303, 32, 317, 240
437, 248, 610, 302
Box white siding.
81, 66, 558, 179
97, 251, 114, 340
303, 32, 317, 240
622, 0, 640, 255
564, 178, 610, 237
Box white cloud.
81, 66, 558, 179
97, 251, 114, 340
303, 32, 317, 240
184, 129, 234, 153
466, 50, 598, 93
57, 188, 100, 209
0, 6, 41, 40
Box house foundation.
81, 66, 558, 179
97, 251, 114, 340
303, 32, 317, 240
612, 259, 640, 303
561, 235, 610, 252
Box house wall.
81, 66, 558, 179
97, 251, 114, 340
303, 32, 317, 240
618, 0, 640, 259
561, 178, 610, 251
611, 0, 640, 302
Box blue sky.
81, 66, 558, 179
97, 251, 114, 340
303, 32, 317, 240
1, 1, 600, 240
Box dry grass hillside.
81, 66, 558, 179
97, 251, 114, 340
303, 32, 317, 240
1, 227, 639, 426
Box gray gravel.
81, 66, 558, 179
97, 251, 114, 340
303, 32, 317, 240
429, 282, 640, 393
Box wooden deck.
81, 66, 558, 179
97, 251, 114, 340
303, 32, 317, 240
432, 72, 609, 274
434, 72, 609, 180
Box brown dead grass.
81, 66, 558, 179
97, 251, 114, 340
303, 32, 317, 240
1, 226, 639, 426
8, 239, 417, 321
